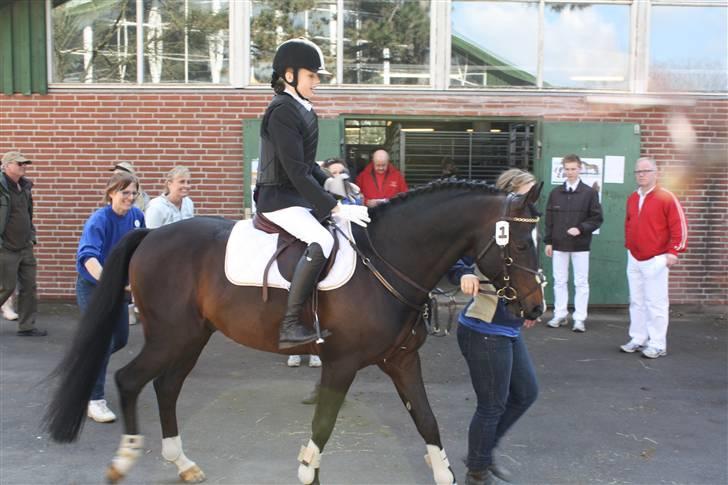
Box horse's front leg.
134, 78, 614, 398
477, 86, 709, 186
297, 360, 357, 485
379, 349, 456, 485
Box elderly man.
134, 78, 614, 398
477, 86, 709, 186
355, 148, 408, 207
621, 157, 687, 359
0, 151, 46, 336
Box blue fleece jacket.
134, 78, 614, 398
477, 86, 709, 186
77, 205, 145, 284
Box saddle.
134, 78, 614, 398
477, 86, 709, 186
252, 213, 339, 302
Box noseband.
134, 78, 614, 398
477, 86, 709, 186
475, 193, 546, 317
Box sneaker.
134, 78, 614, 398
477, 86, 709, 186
572, 320, 586, 333
620, 341, 645, 353
1, 300, 18, 321
642, 346, 667, 359
87, 399, 116, 423
308, 355, 322, 368
546, 316, 568, 328
128, 304, 138, 325
287, 355, 301, 367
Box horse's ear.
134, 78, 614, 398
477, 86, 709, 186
525, 181, 543, 205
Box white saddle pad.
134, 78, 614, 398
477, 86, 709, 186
224, 217, 357, 291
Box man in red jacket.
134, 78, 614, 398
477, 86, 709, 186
621, 157, 687, 359
355, 148, 408, 208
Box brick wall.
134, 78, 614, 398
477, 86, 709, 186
1, 90, 726, 304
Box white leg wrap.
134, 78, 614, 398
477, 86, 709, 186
424, 444, 455, 485
111, 434, 144, 476
162, 436, 197, 474
297, 439, 321, 485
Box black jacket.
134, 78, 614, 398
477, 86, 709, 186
544, 180, 603, 252
254, 93, 336, 221
0, 174, 36, 249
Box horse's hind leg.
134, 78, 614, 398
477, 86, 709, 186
379, 350, 456, 485
153, 329, 212, 483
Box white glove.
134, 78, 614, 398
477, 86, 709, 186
333, 203, 370, 227
324, 174, 350, 199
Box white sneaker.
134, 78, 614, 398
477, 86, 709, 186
547, 316, 568, 328
1, 300, 18, 321
87, 399, 116, 423
620, 341, 645, 353
287, 355, 301, 367
572, 320, 586, 333
308, 355, 322, 368
642, 346, 667, 359
128, 304, 138, 325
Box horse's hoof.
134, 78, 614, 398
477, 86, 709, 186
105, 465, 125, 484
179, 464, 206, 483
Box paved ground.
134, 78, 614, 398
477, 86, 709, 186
0, 301, 726, 485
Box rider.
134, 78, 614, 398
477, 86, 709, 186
254, 38, 370, 349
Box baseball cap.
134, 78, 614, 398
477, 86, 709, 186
2, 151, 32, 165
110, 161, 136, 174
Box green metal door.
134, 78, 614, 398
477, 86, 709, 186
242, 117, 342, 216
536, 122, 641, 305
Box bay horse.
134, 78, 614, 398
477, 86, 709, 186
44, 180, 544, 484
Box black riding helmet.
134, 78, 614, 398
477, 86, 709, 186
271, 38, 331, 99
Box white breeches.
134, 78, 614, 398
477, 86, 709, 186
627, 252, 670, 350
262, 206, 334, 258
552, 250, 590, 321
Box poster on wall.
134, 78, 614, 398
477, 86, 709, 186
550, 157, 603, 235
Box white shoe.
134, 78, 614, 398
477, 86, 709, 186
1, 300, 18, 321
287, 355, 301, 367
547, 316, 568, 328
308, 355, 322, 368
572, 320, 586, 333
87, 399, 116, 423
620, 341, 645, 353
642, 346, 667, 359
128, 304, 138, 325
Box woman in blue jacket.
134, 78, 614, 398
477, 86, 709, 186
76, 172, 145, 423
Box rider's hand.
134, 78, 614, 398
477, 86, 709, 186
545, 244, 553, 257
567, 227, 581, 236
332, 203, 370, 227
460, 274, 479, 297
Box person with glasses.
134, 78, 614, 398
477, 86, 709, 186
0, 151, 46, 336
544, 154, 603, 333
110, 161, 150, 212
76, 171, 145, 422
621, 157, 688, 359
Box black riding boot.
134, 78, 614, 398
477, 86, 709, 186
279, 243, 329, 349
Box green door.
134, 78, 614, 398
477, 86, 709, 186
242, 118, 342, 217
536, 122, 641, 305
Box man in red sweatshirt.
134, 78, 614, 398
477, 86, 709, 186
355, 148, 408, 208
621, 157, 687, 359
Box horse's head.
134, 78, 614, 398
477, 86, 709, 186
475, 182, 546, 320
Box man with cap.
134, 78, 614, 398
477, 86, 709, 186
0, 151, 46, 336
254, 38, 370, 348
111, 161, 150, 212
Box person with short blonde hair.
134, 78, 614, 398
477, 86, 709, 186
496, 168, 536, 193
145, 166, 195, 229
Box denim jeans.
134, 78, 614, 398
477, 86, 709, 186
457, 324, 538, 472
76, 276, 129, 401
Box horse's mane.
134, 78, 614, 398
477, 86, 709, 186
368, 178, 504, 219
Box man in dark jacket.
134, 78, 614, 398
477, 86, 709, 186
0, 151, 46, 336
544, 154, 603, 333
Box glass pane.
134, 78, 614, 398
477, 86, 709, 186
343, 0, 430, 85
543, 3, 629, 89
250, 1, 338, 85
52, 0, 137, 83
450, 1, 538, 88
649, 6, 728, 92
143, 0, 229, 83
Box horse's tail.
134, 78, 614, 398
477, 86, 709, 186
44, 229, 151, 443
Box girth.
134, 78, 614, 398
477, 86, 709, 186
252, 213, 339, 302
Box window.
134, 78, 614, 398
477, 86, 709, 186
649, 5, 728, 92
52, 0, 229, 84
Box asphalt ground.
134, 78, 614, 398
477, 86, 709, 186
0, 301, 726, 485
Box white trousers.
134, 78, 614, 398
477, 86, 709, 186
262, 206, 334, 258
552, 250, 590, 321
627, 252, 670, 350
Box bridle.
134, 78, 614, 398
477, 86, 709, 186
474, 193, 546, 317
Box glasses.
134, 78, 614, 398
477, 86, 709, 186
10, 161, 31, 166
634, 170, 656, 175
120, 190, 139, 198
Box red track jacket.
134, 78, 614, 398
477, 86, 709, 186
625, 185, 688, 261
355, 163, 408, 204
